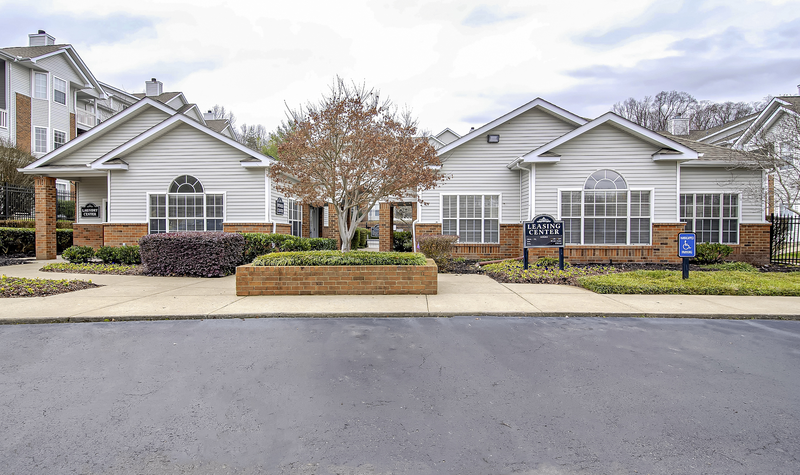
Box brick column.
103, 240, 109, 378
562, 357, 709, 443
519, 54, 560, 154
70, 113, 76, 140
16, 93, 32, 153
379, 202, 393, 252
301, 204, 311, 238
35, 176, 57, 260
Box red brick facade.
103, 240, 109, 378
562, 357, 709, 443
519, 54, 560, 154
69, 113, 76, 140
411, 222, 777, 265
378, 202, 417, 252
236, 259, 438, 296
730, 223, 771, 265
16, 94, 31, 153
103, 224, 148, 247
275, 223, 291, 235
34, 176, 57, 259
73, 224, 104, 249
223, 223, 274, 233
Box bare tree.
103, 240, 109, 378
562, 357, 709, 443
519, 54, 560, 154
270, 77, 447, 251
732, 104, 800, 215
238, 123, 270, 152
210, 104, 237, 128
0, 138, 36, 187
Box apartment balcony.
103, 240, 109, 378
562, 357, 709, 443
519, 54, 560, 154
76, 109, 99, 129
0, 109, 7, 129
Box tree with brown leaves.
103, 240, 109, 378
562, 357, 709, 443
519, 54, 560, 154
0, 138, 36, 187
270, 78, 446, 251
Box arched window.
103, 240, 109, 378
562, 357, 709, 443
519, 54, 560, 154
148, 175, 224, 234
560, 170, 651, 245
169, 175, 204, 193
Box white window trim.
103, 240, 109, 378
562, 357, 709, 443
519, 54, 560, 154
33, 126, 48, 154
439, 193, 502, 244
557, 187, 654, 246
52, 128, 67, 150
288, 198, 303, 237
146, 190, 227, 234
32, 71, 48, 100
679, 191, 742, 245
52, 76, 67, 106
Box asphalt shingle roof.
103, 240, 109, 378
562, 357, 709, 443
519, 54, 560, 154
658, 132, 750, 162
205, 119, 229, 133
0, 44, 68, 58
131, 92, 182, 104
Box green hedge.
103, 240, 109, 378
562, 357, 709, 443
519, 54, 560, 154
95, 245, 141, 265
62, 245, 95, 263
252, 250, 427, 266
0, 220, 73, 229
351, 227, 369, 249
0, 227, 73, 255
393, 231, 413, 252
240, 233, 337, 262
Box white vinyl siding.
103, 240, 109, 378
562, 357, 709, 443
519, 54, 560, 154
536, 124, 678, 223
37, 55, 84, 114
54, 108, 171, 165
441, 194, 500, 243
76, 177, 107, 224
679, 166, 763, 223
520, 168, 530, 221
109, 123, 266, 223
420, 108, 577, 223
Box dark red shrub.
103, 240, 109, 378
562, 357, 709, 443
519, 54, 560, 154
139, 232, 245, 277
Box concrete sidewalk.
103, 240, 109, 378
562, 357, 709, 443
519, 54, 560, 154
1, 259, 799, 323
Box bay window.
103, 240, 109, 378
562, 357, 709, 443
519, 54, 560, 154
560, 170, 651, 245
442, 194, 500, 243
680, 193, 739, 244
148, 175, 225, 233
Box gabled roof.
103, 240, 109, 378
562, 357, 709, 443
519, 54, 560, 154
132, 92, 183, 104
733, 96, 800, 149
89, 113, 272, 169
0, 44, 106, 98
521, 112, 699, 163
98, 81, 140, 105
23, 98, 178, 170
691, 112, 760, 143
659, 132, 750, 164
436, 98, 588, 155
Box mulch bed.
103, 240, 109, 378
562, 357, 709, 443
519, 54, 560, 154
0, 254, 35, 267
0, 275, 99, 298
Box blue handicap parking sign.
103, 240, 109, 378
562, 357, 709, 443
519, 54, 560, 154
678, 233, 696, 258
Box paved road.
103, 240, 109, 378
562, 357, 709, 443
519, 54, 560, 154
1, 317, 798, 474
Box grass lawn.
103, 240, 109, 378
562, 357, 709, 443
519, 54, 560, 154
579, 270, 800, 296
0, 275, 98, 298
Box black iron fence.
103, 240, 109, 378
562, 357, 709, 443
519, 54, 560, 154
0, 183, 76, 222
769, 214, 800, 265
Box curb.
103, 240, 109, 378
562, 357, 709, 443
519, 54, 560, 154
2, 312, 800, 325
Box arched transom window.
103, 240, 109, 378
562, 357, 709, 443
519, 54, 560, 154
561, 170, 651, 245
148, 175, 225, 234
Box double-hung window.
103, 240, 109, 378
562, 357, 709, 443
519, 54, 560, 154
53, 130, 66, 149
442, 194, 500, 243
34, 127, 47, 153
680, 193, 739, 244
34, 73, 47, 99
560, 170, 651, 245
288, 199, 302, 236
53, 77, 67, 105
148, 175, 225, 233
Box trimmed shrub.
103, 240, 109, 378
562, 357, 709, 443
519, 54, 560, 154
0, 227, 72, 255
393, 231, 413, 252
0, 220, 73, 229
693, 243, 732, 264
535, 256, 571, 268
240, 233, 337, 262
139, 232, 245, 277
418, 234, 458, 270
252, 250, 427, 267
96, 245, 141, 265
350, 227, 369, 249
62, 245, 95, 263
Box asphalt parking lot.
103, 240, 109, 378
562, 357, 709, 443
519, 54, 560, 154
1, 316, 798, 474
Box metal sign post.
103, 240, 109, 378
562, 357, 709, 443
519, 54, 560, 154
678, 233, 696, 280
523, 214, 565, 270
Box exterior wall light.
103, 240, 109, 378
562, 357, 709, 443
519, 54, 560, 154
487, 134, 500, 143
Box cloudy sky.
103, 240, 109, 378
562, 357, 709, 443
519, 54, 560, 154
2, 0, 799, 135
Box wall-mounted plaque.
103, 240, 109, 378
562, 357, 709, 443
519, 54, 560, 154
81, 203, 99, 218
275, 198, 285, 216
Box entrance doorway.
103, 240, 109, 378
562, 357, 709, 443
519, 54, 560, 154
309, 206, 324, 238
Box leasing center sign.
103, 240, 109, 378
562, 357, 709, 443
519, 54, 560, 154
524, 214, 564, 248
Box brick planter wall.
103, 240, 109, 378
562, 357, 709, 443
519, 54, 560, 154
104, 224, 148, 247
73, 224, 104, 249
236, 258, 438, 296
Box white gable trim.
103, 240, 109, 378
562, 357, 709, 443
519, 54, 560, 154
696, 116, 757, 143
91, 114, 273, 168
522, 112, 699, 162
24, 98, 177, 169
733, 98, 796, 149
436, 98, 588, 155
435, 127, 461, 139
